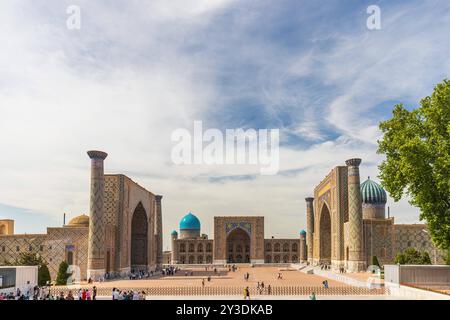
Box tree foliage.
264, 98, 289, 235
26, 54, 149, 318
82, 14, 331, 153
371, 255, 380, 268
377, 79, 450, 250
55, 261, 71, 285
394, 247, 432, 265
8, 252, 51, 286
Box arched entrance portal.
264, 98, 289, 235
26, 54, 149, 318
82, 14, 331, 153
226, 228, 250, 263
131, 202, 148, 272
319, 204, 331, 264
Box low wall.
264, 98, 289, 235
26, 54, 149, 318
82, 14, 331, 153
384, 264, 450, 285
386, 283, 450, 300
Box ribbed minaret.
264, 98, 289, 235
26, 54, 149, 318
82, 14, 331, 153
86, 150, 108, 280
345, 158, 366, 272
299, 230, 307, 263
305, 197, 314, 264
155, 195, 163, 265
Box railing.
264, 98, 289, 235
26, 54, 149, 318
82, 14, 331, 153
50, 285, 389, 297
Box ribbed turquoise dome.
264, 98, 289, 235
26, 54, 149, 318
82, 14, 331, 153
179, 212, 201, 230
361, 177, 387, 204
171, 230, 178, 236
300, 230, 306, 236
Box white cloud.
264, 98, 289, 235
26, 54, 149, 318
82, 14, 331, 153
0, 1, 445, 246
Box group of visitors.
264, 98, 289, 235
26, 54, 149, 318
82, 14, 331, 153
162, 266, 179, 276
0, 285, 98, 300
338, 267, 347, 273
256, 282, 271, 295
320, 263, 331, 270
228, 265, 238, 272
322, 280, 329, 289
111, 288, 146, 300
201, 276, 212, 287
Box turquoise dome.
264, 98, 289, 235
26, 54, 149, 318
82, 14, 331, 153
171, 230, 178, 236
179, 212, 201, 230
361, 177, 387, 204
300, 230, 306, 236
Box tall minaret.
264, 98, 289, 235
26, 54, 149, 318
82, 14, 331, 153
155, 195, 163, 265
305, 197, 314, 264
345, 158, 366, 272
87, 150, 108, 279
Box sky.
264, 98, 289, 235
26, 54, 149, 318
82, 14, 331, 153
0, 0, 449, 250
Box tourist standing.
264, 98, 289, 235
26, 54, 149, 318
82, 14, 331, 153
66, 291, 74, 300
310, 292, 316, 300
92, 286, 97, 300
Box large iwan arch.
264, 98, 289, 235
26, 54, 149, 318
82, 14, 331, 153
130, 202, 148, 271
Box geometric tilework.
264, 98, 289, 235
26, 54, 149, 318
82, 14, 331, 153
0, 227, 88, 281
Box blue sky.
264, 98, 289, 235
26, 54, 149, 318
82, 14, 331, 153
0, 0, 449, 248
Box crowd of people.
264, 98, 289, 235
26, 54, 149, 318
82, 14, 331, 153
0, 285, 98, 300
111, 288, 146, 300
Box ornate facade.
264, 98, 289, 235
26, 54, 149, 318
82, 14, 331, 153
0, 151, 163, 281
170, 214, 305, 265
306, 158, 444, 272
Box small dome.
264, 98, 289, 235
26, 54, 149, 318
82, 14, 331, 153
171, 230, 178, 236
300, 230, 306, 236
361, 177, 387, 204
67, 214, 89, 227
179, 212, 200, 230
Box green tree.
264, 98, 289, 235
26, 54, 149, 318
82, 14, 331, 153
38, 263, 51, 286
9, 252, 51, 286
394, 248, 432, 265
371, 256, 380, 269
377, 79, 450, 250
55, 261, 71, 285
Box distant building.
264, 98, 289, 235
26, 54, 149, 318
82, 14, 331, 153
305, 158, 444, 272
169, 213, 306, 265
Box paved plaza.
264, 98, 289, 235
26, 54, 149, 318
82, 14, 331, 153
91, 266, 342, 289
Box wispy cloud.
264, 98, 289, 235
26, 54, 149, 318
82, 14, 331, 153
0, 0, 449, 246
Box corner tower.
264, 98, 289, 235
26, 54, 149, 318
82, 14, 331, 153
87, 150, 108, 279
345, 158, 366, 272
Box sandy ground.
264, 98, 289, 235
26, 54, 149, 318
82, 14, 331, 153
91, 266, 342, 288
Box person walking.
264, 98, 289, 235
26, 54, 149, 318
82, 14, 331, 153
92, 286, 97, 300
310, 292, 317, 300
246, 286, 250, 300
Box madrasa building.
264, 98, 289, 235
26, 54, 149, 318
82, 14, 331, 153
0, 155, 444, 278
0, 151, 163, 281
168, 158, 444, 271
